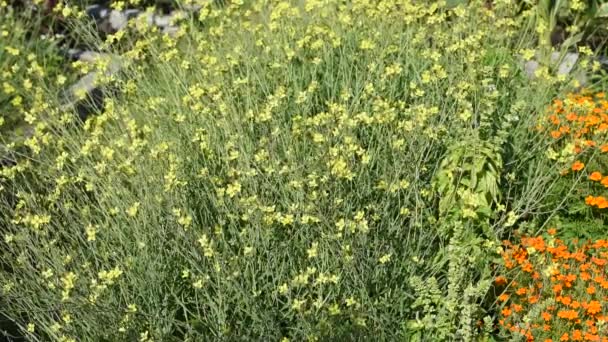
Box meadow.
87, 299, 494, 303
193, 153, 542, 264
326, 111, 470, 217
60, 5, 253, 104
2, 0, 608, 341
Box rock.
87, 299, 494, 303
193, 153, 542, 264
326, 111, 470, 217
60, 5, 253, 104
124, 9, 141, 20
523, 51, 580, 79
524, 60, 540, 78
154, 15, 172, 27
162, 26, 179, 37
552, 52, 579, 76
64, 48, 84, 61
598, 55, 608, 71
108, 10, 128, 31
78, 51, 105, 64
62, 54, 123, 121
86, 5, 110, 21
0, 144, 16, 168
183, 4, 203, 12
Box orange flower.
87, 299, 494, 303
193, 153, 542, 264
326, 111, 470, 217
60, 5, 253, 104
601, 177, 608, 188
495, 276, 508, 286
572, 330, 583, 341
557, 309, 579, 320
567, 112, 578, 121
572, 161, 585, 171
592, 257, 607, 266
559, 295, 572, 305
596, 196, 608, 209
587, 301, 601, 315
542, 311, 552, 321
589, 172, 603, 181
502, 307, 512, 316
552, 130, 562, 139
587, 285, 596, 295
529, 294, 540, 304
584, 332, 599, 341
601, 144, 608, 153
498, 293, 509, 302
548, 228, 557, 235
561, 332, 570, 341
586, 196, 598, 206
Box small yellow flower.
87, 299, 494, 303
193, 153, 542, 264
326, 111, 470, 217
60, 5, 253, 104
379, 253, 392, 264
126, 202, 140, 217
85, 224, 97, 242
307, 242, 318, 258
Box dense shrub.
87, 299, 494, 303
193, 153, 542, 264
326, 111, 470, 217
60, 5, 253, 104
0, 0, 598, 340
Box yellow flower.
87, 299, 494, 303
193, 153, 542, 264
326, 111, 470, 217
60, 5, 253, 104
85, 224, 97, 242
307, 242, 318, 258
126, 202, 140, 217
379, 253, 392, 264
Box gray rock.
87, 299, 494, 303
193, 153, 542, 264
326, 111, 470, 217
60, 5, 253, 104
65, 48, 84, 61
162, 26, 179, 37
524, 60, 540, 78
182, 4, 203, 12
551, 52, 579, 76
124, 9, 141, 19
86, 5, 110, 20
523, 51, 580, 79
0, 144, 16, 168
154, 15, 172, 27
108, 10, 128, 31
78, 51, 104, 64
62, 54, 123, 121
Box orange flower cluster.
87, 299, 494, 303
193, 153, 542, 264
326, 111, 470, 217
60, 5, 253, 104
497, 231, 608, 341
546, 92, 608, 141
544, 92, 608, 210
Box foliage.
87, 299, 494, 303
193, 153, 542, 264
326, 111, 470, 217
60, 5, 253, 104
539, 91, 608, 239
518, 0, 608, 51
0, 4, 66, 145
0, 0, 602, 341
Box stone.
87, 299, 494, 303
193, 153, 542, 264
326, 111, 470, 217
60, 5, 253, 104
78, 51, 105, 64
524, 60, 539, 78
154, 15, 172, 27
162, 26, 179, 37
64, 48, 83, 61
62, 54, 123, 121
86, 5, 109, 20
523, 51, 579, 79
551, 52, 579, 76
125, 9, 141, 20
0, 144, 16, 168
108, 10, 128, 31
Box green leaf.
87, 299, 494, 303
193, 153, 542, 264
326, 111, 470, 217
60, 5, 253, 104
597, 3, 608, 17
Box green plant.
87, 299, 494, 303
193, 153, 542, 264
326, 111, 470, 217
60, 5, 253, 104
0, 4, 67, 145
0, 1, 592, 340
519, 0, 608, 53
